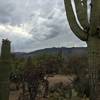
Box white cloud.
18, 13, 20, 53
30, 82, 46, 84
0, 24, 32, 37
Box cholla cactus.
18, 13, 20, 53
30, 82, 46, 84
0, 39, 11, 100
64, 0, 100, 100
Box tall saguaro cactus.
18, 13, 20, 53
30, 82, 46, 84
64, 0, 100, 100
0, 39, 11, 100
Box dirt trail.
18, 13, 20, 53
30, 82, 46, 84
48, 75, 74, 87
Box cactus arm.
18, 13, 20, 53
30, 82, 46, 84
74, 0, 89, 30
90, 0, 100, 36
64, 0, 88, 41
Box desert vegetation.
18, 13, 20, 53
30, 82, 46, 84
0, 39, 90, 100
9, 49, 89, 100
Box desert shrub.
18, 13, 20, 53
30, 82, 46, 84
49, 82, 72, 100
73, 77, 90, 98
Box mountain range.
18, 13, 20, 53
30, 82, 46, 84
14, 47, 87, 59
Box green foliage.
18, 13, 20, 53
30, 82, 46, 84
68, 56, 88, 75
31, 53, 64, 74
9, 51, 89, 100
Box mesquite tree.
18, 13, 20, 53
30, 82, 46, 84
64, 0, 100, 100
0, 39, 11, 100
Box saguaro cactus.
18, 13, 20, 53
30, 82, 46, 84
0, 39, 11, 100
64, 0, 100, 100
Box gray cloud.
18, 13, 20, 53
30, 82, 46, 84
0, 0, 86, 52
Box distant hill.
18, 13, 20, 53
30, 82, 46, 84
14, 47, 87, 59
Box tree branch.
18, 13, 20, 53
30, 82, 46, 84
64, 0, 88, 41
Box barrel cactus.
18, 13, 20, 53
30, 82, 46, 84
64, 0, 100, 100
0, 39, 11, 100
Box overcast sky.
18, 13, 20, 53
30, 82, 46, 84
0, 0, 86, 52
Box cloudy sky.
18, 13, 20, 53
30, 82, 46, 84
0, 0, 86, 52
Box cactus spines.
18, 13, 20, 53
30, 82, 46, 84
64, 0, 100, 100
0, 39, 11, 100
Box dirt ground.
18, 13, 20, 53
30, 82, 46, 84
9, 75, 74, 100
9, 90, 21, 100
48, 75, 74, 87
